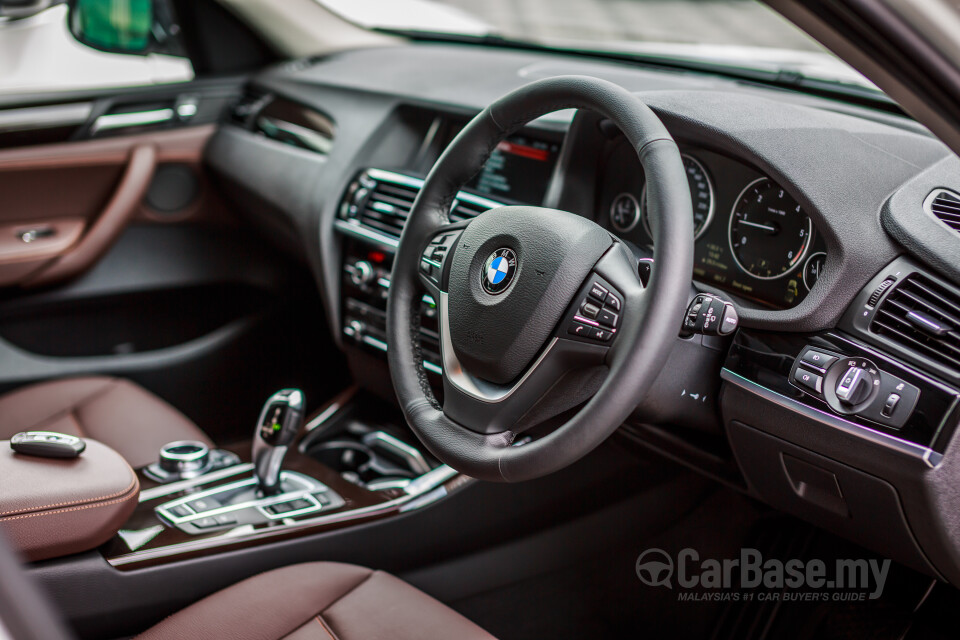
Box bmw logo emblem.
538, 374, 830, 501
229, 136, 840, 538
482, 248, 517, 295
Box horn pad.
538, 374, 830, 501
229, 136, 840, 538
447, 206, 612, 384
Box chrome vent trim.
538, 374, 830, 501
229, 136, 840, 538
871, 273, 960, 374
924, 188, 960, 234
337, 169, 503, 244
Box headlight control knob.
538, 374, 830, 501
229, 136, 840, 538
835, 365, 874, 406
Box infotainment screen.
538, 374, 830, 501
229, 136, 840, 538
464, 134, 561, 204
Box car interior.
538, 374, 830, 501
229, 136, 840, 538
4, 0, 960, 638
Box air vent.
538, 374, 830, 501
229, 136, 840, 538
925, 189, 960, 233
339, 169, 502, 241
358, 179, 420, 237
229, 91, 271, 128
871, 274, 960, 373
451, 197, 493, 222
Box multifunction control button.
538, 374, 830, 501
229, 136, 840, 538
683, 294, 738, 337
420, 232, 460, 284
566, 278, 622, 343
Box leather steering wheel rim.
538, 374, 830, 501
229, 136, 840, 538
387, 75, 694, 482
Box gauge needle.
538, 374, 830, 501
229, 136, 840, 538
738, 220, 777, 232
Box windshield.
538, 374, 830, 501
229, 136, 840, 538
318, 0, 877, 92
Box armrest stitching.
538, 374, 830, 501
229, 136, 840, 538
0, 468, 136, 516
0, 486, 137, 521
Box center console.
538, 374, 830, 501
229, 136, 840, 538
101, 387, 465, 569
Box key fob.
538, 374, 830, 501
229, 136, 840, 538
10, 431, 86, 458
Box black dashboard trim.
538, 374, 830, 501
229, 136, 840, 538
721, 367, 941, 467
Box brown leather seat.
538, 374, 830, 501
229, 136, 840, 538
137, 562, 496, 640
0, 376, 211, 469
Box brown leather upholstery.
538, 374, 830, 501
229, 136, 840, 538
0, 376, 211, 469
0, 439, 139, 561
137, 562, 497, 640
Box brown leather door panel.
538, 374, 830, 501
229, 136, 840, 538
0, 125, 215, 288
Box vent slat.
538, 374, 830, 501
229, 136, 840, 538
871, 273, 960, 374
905, 279, 960, 322
369, 193, 415, 211
346, 171, 498, 240
932, 201, 960, 214
928, 189, 960, 235
872, 320, 960, 368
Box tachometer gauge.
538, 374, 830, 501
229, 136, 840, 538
642, 154, 714, 240
728, 177, 812, 280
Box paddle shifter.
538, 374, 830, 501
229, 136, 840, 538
252, 389, 304, 495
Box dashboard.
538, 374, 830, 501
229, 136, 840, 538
206, 42, 960, 589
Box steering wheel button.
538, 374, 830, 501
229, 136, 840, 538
568, 322, 592, 338
598, 309, 618, 327
581, 301, 601, 318
605, 293, 621, 311
793, 367, 823, 393
593, 328, 613, 342
588, 282, 608, 302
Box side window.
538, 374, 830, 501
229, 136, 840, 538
0, 1, 193, 96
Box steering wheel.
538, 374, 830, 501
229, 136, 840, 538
387, 76, 694, 482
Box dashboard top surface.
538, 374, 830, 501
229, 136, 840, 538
211, 42, 957, 333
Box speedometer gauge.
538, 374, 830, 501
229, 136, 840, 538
642, 154, 714, 240
728, 177, 812, 280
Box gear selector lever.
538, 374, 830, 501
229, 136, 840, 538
252, 389, 304, 495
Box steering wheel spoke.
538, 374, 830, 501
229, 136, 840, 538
439, 290, 608, 434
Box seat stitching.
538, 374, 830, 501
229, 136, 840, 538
0, 487, 137, 521
67, 409, 84, 438
314, 615, 338, 640
0, 470, 137, 516
317, 570, 376, 615
13, 378, 119, 433
69, 379, 124, 439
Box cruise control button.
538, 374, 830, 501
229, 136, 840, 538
581, 301, 601, 319
605, 293, 621, 312
801, 350, 837, 370
597, 309, 618, 328
588, 282, 608, 303
793, 367, 823, 393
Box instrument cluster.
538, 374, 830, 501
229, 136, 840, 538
599, 143, 828, 309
